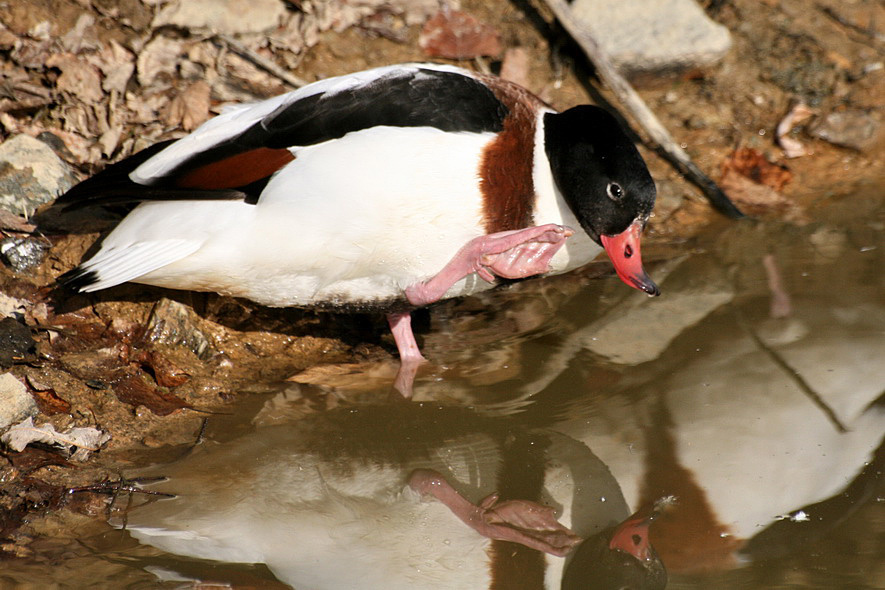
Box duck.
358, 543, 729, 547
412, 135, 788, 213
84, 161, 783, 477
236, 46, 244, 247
115, 403, 667, 589
53, 63, 659, 390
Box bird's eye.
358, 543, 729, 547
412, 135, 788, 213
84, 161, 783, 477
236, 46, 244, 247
607, 182, 624, 201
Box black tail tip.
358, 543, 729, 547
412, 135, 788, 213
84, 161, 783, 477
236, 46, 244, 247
57, 267, 98, 292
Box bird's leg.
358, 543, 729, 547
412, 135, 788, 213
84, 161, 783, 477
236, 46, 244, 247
404, 224, 574, 307
389, 224, 572, 395
408, 469, 582, 556
387, 311, 424, 397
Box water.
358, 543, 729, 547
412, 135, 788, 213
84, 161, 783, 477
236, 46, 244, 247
2, 193, 882, 588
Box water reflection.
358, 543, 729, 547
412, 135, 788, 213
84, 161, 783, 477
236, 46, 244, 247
116, 195, 882, 588
117, 405, 665, 589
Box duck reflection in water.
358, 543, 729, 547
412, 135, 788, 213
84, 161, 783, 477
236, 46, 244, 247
116, 405, 668, 590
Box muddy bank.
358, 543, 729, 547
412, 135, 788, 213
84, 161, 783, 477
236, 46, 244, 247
0, 0, 882, 571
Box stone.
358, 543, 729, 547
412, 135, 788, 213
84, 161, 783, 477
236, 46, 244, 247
0, 373, 38, 430
0, 237, 49, 272
569, 0, 732, 76
811, 110, 882, 152
152, 0, 287, 35
0, 317, 35, 369
0, 134, 77, 218
144, 298, 213, 360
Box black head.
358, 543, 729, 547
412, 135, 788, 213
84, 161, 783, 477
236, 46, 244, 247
543, 105, 656, 244
544, 106, 659, 296
561, 513, 667, 590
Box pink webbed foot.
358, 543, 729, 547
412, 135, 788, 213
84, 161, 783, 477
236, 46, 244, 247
387, 225, 572, 396
409, 469, 582, 556
405, 224, 574, 307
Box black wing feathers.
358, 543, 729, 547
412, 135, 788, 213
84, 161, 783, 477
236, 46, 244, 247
260, 68, 508, 146
53, 140, 248, 210
163, 68, 508, 183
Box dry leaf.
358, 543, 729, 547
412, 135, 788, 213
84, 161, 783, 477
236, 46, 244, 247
0, 69, 52, 113
12, 38, 53, 69
133, 350, 191, 388
60, 13, 98, 53
46, 53, 104, 103
162, 80, 211, 131
719, 147, 804, 222
111, 369, 192, 416
98, 125, 122, 157
1, 417, 110, 461
720, 147, 792, 191
5, 446, 72, 474
419, 10, 502, 59
137, 36, 186, 88
25, 375, 71, 415
29, 389, 72, 415
96, 40, 136, 95
720, 168, 806, 223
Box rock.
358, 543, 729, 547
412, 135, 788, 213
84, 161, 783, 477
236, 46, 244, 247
569, 0, 732, 76
0, 134, 77, 218
0, 317, 36, 369
152, 0, 287, 35
652, 178, 685, 220
0, 293, 29, 319
0, 373, 38, 430
419, 10, 502, 59
143, 298, 213, 360
0, 237, 49, 272
811, 110, 882, 152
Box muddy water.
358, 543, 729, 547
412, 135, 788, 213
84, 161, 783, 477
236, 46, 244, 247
5, 192, 883, 589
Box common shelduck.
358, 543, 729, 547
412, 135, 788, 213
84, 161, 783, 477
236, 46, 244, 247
54, 63, 659, 388
116, 405, 667, 589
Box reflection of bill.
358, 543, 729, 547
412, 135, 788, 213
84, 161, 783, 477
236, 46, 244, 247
410, 468, 667, 590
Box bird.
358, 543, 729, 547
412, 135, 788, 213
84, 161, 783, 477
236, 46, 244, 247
53, 63, 659, 391
115, 403, 667, 589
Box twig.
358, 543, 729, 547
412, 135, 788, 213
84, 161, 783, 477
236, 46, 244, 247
542, 0, 745, 219
818, 4, 884, 45
67, 475, 174, 498
212, 34, 309, 89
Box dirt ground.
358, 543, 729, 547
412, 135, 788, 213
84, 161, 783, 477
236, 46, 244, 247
0, 0, 882, 568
